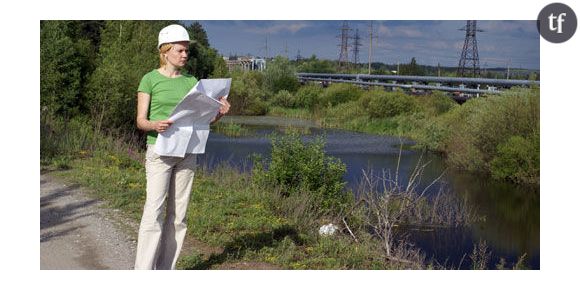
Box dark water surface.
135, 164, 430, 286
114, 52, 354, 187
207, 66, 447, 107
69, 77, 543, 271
200, 116, 539, 269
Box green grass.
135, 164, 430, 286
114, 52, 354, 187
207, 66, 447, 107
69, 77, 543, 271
211, 121, 250, 137
268, 106, 313, 120
49, 150, 391, 269
51, 152, 147, 220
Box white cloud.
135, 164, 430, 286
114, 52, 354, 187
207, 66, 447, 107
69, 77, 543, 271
428, 40, 450, 50
378, 24, 423, 38
244, 22, 310, 35
378, 24, 393, 37
397, 27, 423, 38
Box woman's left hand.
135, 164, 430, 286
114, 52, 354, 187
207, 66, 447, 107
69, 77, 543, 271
218, 97, 230, 115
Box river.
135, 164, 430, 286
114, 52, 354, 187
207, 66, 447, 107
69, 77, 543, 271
199, 116, 540, 269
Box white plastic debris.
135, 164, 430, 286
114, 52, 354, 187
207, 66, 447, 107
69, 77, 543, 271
318, 223, 338, 236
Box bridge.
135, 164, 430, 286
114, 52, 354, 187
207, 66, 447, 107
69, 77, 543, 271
296, 73, 540, 98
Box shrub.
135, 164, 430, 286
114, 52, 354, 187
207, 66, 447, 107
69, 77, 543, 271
417, 91, 458, 116
264, 56, 300, 94
363, 90, 418, 118
435, 99, 483, 169
295, 84, 323, 109
228, 70, 268, 115
439, 87, 540, 183
271, 90, 295, 108
491, 134, 539, 184
319, 83, 363, 107
254, 133, 348, 213
415, 119, 449, 151
473, 88, 539, 162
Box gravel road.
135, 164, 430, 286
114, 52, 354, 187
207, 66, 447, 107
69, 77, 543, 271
40, 174, 138, 270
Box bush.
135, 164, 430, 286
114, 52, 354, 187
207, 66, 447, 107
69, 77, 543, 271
415, 118, 449, 151
473, 88, 539, 163
295, 84, 323, 109
254, 133, 348, 213
264, 56, 300, 94
491, 135, 540, 184
438, 87, 540, 183
319, 83, 363, 107
271, 90, 295, 108
417, 91, 458, 116
228, 70, 268, 115
362, 89, 418, 118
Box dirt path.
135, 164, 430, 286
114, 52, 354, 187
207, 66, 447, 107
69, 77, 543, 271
40, 172, 280, 270
40, 173, 137, 270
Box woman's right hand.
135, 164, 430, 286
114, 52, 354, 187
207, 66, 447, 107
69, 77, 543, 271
153, 120, 173, 133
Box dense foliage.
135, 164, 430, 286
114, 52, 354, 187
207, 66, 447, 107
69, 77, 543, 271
253, 133, 349, 214
41, 20, 227, 135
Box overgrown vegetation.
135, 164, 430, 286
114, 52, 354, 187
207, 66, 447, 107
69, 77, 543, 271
248, 71, 540, 185
215, 49, 539, 185
435, 87, 540, 184
227, 70, 268, 115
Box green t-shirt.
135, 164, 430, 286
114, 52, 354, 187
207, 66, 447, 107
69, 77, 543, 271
137, 69, 198, 144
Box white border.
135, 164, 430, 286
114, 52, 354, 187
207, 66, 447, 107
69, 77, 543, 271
3, 0, 578, 289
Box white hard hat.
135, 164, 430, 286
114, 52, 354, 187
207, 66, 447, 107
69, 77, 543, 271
158, 24, 190, 49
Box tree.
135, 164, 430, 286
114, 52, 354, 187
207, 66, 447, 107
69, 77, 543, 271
210, 54, 228, 78
399, 57, 425, 76
40, 21, 89, 117
297, 55, 337, 73
185, 21, 225, 79
188, 21, 209, 47
85, 20, 174, 132
42, 20, 226, 134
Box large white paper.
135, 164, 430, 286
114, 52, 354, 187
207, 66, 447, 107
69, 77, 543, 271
154, 78, 231, 157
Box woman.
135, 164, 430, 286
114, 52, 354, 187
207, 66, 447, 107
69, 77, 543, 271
134, 24, 230, 270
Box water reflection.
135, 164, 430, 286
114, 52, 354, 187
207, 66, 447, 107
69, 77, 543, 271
201, 116, 539, 269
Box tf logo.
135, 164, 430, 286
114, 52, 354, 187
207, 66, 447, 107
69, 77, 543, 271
538, 2, 577, 43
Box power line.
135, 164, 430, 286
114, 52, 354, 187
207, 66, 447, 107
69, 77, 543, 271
352, 28, 362, 66
368, 21, 377, 74
337, 21, 352, 71
457, 20, 483, 77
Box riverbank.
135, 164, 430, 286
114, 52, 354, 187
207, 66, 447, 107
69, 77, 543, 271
262, 86, 540, 186
207, 116, 539, 269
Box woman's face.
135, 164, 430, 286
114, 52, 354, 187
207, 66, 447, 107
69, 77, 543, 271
165, 41, 189, 68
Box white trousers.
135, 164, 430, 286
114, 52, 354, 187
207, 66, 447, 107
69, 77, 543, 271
134, 145, 197, 270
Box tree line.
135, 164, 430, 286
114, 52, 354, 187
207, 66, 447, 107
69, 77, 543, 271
40, 20, 227, 136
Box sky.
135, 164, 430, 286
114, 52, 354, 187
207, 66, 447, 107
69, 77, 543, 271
194, 20, 540, 70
